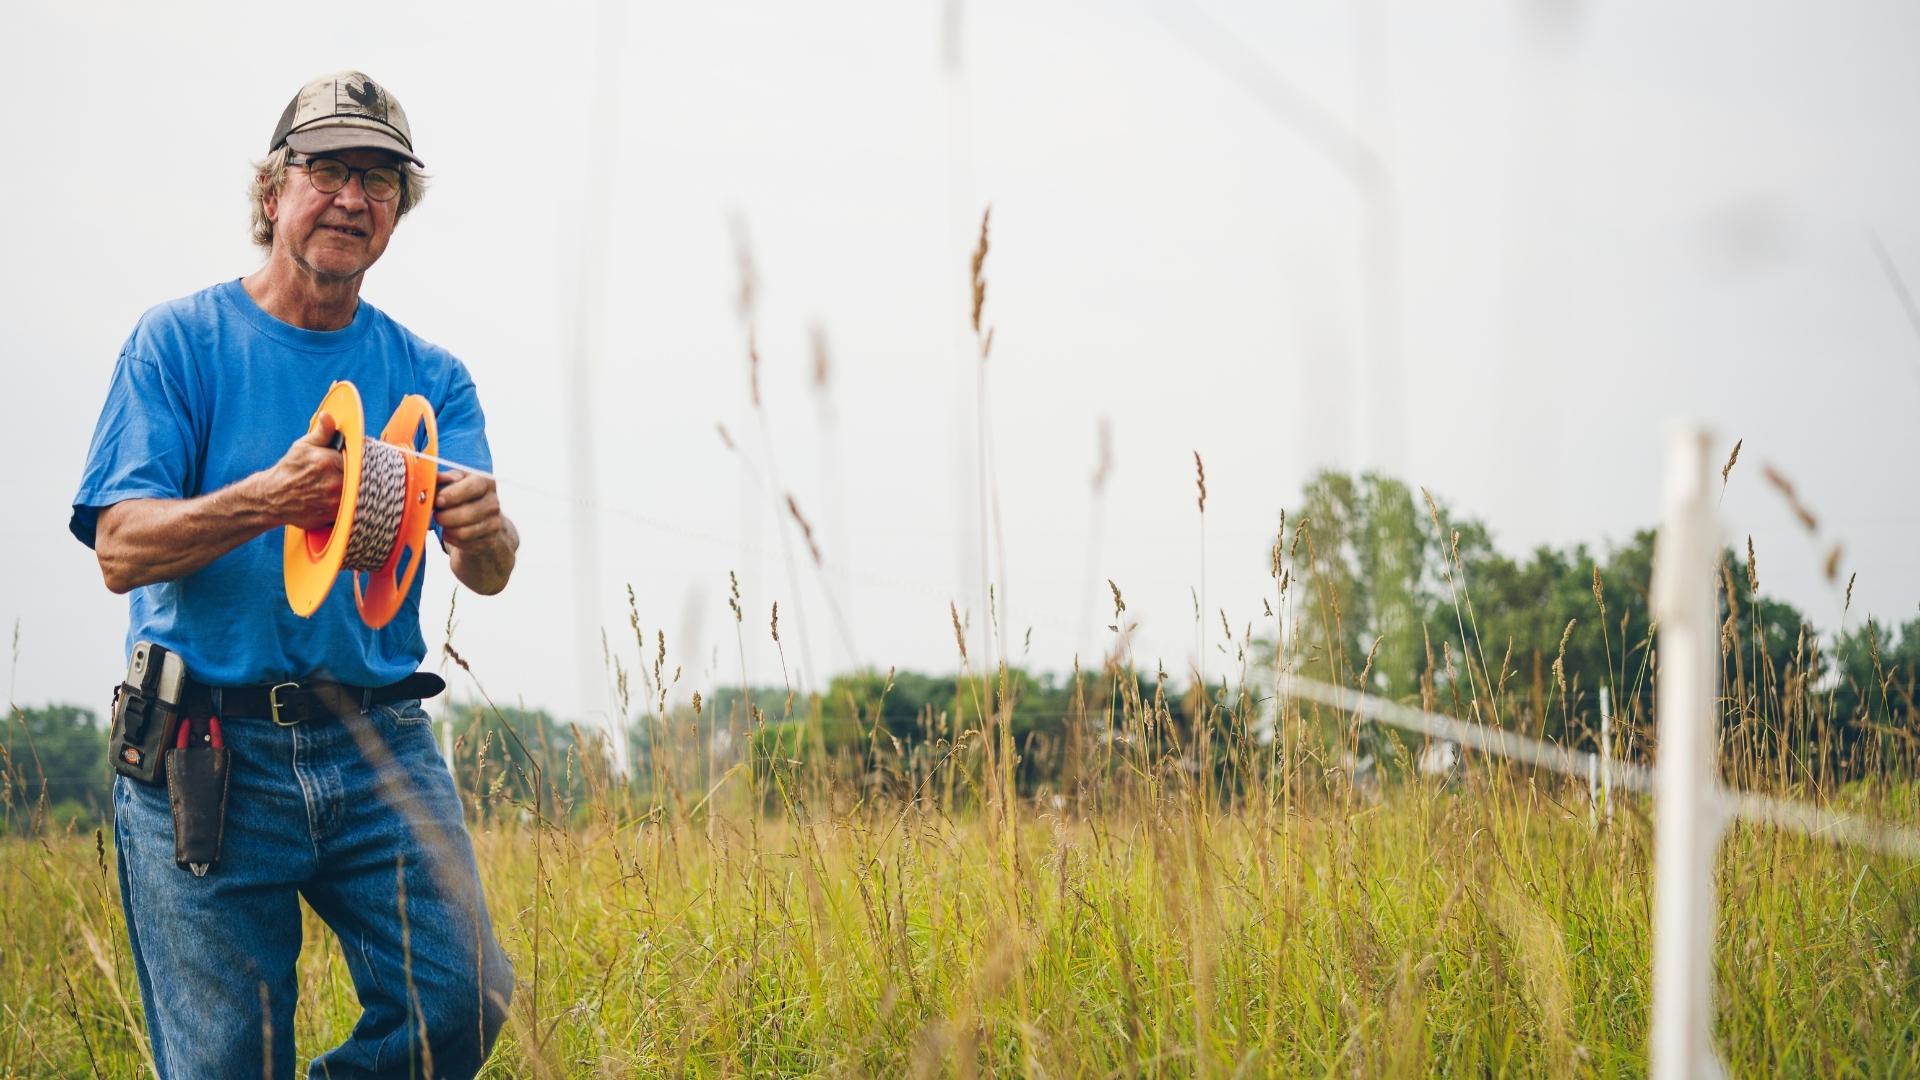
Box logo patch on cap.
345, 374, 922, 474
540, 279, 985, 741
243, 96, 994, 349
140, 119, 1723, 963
338, 77, 389, 121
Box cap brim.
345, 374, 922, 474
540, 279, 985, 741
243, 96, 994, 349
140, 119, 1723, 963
286, 127, 424, 167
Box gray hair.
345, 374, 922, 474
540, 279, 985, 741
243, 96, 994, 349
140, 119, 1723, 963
248, 145, 429, 251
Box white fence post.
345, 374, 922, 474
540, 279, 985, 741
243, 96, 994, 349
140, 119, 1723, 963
1587, 754, 1599, 828
1599, 685, 1614, 826
1650, 426, 1727, 1080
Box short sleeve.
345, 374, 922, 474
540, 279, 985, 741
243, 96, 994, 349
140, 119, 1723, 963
69, 349, 197, 549
433, 361, 492, 476
427, 360, 492, 546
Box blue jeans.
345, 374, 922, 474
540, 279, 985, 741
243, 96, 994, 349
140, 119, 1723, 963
113, 699, 514, 1079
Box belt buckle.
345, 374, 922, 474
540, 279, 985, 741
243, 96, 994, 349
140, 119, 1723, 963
269, 681, 302, 726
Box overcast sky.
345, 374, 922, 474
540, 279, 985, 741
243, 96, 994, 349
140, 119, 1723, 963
5, 1, 1919, 727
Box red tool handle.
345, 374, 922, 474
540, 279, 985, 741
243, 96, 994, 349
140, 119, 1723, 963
175, 715, 225, 750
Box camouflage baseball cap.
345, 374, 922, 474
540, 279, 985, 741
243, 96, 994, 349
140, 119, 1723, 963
268, 71, 423, 167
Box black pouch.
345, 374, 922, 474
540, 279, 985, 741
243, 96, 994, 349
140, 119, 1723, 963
165, 716, 230, 877
111, 642, 186, 785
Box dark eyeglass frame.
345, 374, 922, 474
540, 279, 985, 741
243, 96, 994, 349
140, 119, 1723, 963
287, 154, 405, 202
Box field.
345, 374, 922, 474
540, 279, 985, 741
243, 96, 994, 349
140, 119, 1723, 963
7, 418, 1920, 1076
4, 670, 1918, 1077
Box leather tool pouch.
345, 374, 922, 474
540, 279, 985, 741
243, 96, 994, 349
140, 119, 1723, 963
110, 642, 186, 785
165, 717, 230, 877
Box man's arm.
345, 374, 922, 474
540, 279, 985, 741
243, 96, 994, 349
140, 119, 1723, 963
94, 415, 345, 594
435, 470, 517, 595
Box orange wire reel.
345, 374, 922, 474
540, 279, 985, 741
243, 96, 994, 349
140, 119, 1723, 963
283, 381, 439, 629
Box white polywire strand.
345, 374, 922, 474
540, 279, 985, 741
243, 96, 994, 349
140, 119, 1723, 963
382, 443, 715, 542
387, 444, 497, 483
387, 429, 1920, 862
376, 443, 956, 603
390, 433, 1920, 863
1278, 675, 1920, 861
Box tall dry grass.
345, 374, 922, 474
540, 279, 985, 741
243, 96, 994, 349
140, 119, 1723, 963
5, 521, 1919, 1077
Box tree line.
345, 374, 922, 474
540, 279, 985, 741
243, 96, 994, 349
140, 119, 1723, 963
9, 469, 1917, 828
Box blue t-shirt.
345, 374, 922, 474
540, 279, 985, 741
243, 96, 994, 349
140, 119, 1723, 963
71, 279, 493, 688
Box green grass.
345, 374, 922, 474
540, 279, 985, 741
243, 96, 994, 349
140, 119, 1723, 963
4, 752, 1916, 1077
9, 430, 1917, 1075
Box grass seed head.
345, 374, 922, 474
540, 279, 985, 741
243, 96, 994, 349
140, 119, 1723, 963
785, 493, 824, 566
1091, 418, 1113, 492
748, 333, 762, 408
811, 325, 831, 390
1553, 618, 1576, 693
970, 206, 992, 335
731, 214, 758, 322
1762, 464, 1819, 532
949, 601, 968, 662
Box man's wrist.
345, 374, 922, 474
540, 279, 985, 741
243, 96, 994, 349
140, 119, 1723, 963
227, 471, 282, 532
462, 527, 519, 567
448, 518, 518, 594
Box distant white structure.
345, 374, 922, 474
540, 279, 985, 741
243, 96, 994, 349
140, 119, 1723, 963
1599, 684, 1615, 826
1418, 738, 1460, 779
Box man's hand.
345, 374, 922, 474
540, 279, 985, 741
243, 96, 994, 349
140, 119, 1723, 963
436, 470, 517, 594
259, 414, 345, 530
434, 469, 504, 547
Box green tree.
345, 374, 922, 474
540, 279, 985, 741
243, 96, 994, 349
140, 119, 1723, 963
1293, 471, 1434, 698
441, 700, 589, 818
3, 705, 110, 829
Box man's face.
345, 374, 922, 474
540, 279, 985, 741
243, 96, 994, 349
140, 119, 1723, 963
264, 148, 402, 281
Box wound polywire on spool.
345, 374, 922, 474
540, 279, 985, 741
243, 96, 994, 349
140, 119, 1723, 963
286, 382, 441, 629
341, 439, 409, 571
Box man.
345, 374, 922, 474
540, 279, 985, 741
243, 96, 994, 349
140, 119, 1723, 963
71, 71, 518, 1078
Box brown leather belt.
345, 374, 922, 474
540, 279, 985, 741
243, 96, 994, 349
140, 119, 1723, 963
182, 673, 446, 725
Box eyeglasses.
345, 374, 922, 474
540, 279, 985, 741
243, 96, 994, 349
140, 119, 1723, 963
288, 155, 404, 202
